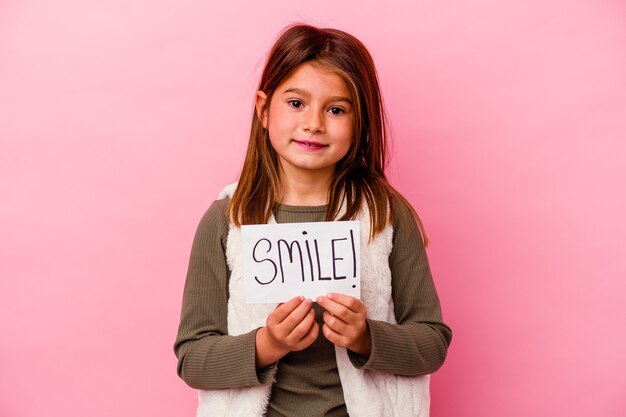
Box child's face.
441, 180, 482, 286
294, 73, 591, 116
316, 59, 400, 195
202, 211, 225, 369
256, 62, 354, 183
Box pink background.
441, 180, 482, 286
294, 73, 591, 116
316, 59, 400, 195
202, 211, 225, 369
1, 1, 625, 416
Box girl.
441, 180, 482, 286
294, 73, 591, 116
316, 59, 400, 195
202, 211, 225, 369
174, 24, 452, 417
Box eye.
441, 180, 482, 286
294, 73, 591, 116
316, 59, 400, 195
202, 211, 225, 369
329, 107, 345, 115
287, 99, 303, 109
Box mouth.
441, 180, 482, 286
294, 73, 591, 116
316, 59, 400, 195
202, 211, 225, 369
293, 139, 328, 151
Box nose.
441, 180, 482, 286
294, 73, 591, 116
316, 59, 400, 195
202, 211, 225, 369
302, 108, 325, 133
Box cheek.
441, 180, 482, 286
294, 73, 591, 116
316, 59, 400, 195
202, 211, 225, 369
336, 124, 354, 149
333, 133, 354, 162
267, 128, 285, 155
267, 107, 295, 139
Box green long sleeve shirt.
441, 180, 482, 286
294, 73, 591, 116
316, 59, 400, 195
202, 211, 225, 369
174, 198, 452, 417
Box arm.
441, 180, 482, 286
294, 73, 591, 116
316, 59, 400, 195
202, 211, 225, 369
173, 199, 273, 389
347, 199, 452, 375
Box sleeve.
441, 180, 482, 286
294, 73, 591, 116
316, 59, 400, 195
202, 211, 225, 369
347, 199, 453, 375
173, 198, 275, 389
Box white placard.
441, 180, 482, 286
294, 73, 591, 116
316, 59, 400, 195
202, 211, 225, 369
241, 221, 360, 304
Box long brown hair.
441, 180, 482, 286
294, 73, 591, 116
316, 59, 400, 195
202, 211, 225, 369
228, 23, 428, 244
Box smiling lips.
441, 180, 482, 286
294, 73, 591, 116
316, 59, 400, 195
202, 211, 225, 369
293, 139, 328, 151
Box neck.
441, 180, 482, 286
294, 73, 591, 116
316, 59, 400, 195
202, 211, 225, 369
277, 167, 333, 206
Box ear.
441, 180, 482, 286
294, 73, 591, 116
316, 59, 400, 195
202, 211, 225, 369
255, 91, 269, 129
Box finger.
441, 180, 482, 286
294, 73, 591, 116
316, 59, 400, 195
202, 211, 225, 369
322, 310, 349, 335
316, 295, 358, 321
303, 321, 320, 345
268, 296, 305, 325
289, 308, 316, 341
281, 298, 313, 331
322, 323, 348, 348
326, 293, 365, 313
295, 321, 320, 351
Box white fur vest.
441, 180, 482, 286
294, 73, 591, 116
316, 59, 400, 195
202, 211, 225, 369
197, 183, 430, 417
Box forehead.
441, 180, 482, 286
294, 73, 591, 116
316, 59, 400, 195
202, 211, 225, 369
277, 62, 352, 98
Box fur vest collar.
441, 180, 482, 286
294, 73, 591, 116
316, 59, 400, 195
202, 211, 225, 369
197, 183, 429, 417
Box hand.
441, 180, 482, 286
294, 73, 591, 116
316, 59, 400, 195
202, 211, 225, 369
255, 296, 319, 368
316, 293, 371, 357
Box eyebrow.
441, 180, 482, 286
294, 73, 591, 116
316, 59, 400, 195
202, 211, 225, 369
282, 87, 353, 104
